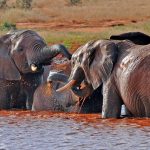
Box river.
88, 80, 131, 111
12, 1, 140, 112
0, 111, 149, 150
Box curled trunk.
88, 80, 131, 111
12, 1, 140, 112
29, 44, 71, 72
41, 44, 72, 65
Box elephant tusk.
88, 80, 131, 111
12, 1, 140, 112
56, 79, 77, 92
31, 64, 38, 72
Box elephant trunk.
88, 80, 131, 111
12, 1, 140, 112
30, 44, 71, 72
71, 83, 94, 98
47, 71, 69, 83
41, 44, 72, 64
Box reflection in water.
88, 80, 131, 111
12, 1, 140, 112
0, 111, 149, 150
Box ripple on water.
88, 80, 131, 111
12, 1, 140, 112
0, 111, 149, 150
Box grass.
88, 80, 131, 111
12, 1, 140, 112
1, 0, 150, 23
1, 0, 150, 52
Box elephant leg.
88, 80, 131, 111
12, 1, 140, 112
143, 99, 150, 117
0, 88, 11, 109
26, 94, 33, 110
12, 92, 27, 109
102, 80, 122, 118
121, 105, 133, 117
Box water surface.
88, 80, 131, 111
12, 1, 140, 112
0, 111, 149, 150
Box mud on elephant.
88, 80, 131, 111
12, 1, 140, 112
0, 30, 71, 109
57, 39, 150, 118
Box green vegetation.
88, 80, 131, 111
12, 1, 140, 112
0, 0, 32, 9
0, 0, 7, 9
0, 22, 16, 31
69, 0, 81, 6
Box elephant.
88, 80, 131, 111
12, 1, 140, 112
32, 70, 80, 112
56, 39, 150, 118
0, 29, 71, 109
32, 59, 102, 113
110, 31, 150, 45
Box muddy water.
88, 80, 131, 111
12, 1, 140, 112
0, 111, 149, 150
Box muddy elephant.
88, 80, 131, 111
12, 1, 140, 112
32, 70, 80, 112
32, 60, 102, 113
0, 30, 71, 109
57, 39, 150, 118
110, 31, 150, 45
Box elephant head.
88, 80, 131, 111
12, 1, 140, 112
56, 40, 118, 98
0, 30, 71, 80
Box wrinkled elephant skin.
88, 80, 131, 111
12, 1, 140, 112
59, 39, 150, 118
0, 30, 71, 109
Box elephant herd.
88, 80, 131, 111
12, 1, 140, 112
0, 29, 150, 118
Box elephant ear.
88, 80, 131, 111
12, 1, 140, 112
83, 41, 118, 89
0, 40, 21, 80
110, 32, 150, 45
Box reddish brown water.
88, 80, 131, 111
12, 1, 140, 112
0, 111, 149, 150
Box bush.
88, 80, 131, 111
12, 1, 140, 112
0, 0, 7, 9
69, 0, 81, 6
16, 0, 32, 9
0, 22, 17, 31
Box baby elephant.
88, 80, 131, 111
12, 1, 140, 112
32, 70, 80, 112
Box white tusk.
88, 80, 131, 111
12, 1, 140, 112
31, 64, 38, 72
56, 80, 77, 92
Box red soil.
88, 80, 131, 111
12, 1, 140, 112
16, 19, 138, 32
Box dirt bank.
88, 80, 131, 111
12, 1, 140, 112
17, 19, 138, 32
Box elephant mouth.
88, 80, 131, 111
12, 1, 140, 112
56, 78, 93, 98
56, 67, 94, 98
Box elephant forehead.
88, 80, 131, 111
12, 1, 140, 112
11, 36, 23, 50
74, 39, 107, 57
73, 42, 97, 59
76, 40, 97, 52
10, 30, 45, 44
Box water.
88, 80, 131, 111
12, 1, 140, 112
0, 111, 149, 150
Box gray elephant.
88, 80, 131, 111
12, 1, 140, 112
57, 39, 150, 118
0, 30, 71, 109
32, 60, 102, 113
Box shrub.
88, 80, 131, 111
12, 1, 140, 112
16, 0, 32, 9
69, 0, 81, 6
0, 0, 7, 9
0, 22, 17, 31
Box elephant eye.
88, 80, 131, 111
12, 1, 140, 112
17, 47, 23, 52
71, 58, 76, 66
72, 61, 75, 66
